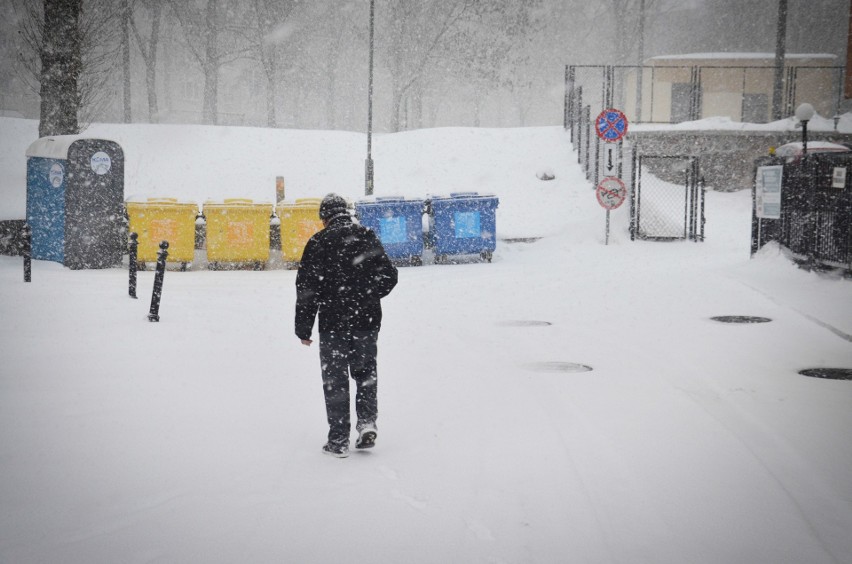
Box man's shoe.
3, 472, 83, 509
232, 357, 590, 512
355, 425, 377, 450
322, 442, 349, 458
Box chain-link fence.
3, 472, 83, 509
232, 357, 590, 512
630, 155, 704, 241
565, 63, 844, 184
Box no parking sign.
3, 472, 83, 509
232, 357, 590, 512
596, 177, 627, 210
596, 176, 626, 245
595, 109, 628, 143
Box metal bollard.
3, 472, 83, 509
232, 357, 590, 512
147, 240, 169, 322
128, 232, 138, 298
23, 223, 31, 283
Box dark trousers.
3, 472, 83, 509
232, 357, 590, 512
319, 329, 379, 446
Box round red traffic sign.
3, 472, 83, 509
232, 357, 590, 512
595, 108, 628, 142
596, 177, 627, 210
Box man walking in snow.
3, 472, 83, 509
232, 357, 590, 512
295, 193, 398, 458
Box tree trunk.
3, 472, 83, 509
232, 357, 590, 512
390, 75, 406, 132
202, 0, 219, 125
325, 48, 339, 129
122, 0, 131, 122
253, 0, 278, 128
473, 89, 482, 127
411, 80, 423, 129
39, 0, 83, 137
265, 66, 276, 128
145, 1, 162, 122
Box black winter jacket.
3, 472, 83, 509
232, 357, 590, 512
295, 215, 398, 341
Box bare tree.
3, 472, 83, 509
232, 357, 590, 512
442, 0, 543, 126
239, 0, 298, 127
282, 0, 361, 130
16, 0, 120, 136
130, 0, 164, 122
379, 0, 475, 132
170, 0, 248, 124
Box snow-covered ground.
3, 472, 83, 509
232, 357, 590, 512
1, 119, 851, 563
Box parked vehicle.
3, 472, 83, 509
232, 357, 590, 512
774, 141, 850, 163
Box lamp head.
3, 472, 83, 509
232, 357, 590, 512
795, 103, 815, 122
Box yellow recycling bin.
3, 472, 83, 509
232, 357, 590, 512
125, 198, 198, 269
203, 199, 273, 270
276, 198, 324, 264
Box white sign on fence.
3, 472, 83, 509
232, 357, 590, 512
756, 165, 783, 219
832, 167, 847, 189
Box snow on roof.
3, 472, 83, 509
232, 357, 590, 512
25, 135, 119, 159
648, 52, 837, 62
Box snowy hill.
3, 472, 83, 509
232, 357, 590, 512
0, 118, 584, 240
1, 119, 852, 563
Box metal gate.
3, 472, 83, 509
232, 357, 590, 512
752, 152, 852, 269
631, 155, 704, 241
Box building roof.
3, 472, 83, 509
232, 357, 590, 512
648, 52, 837, 61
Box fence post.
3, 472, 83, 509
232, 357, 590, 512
806, 157, 820, 269
629, 147, 637, 241
583, 106, 592, 180
148, 241, 169, 322
564, 65, 572, 131
575, 86, 583, 162
128, 232, 138, 299
699, 174, 706, 242
690, 66, 702, 121
594, 134, 600, 187
23, 223, 31, 283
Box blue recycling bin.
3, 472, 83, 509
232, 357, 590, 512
426, 192, 499, 263
355, 197, 425, 266
26, 136, 125, 269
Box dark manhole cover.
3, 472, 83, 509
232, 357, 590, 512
798, 368, 852, 381
499, 320, 552, 327
525, 362, 593, 373
711, 316, 772, 324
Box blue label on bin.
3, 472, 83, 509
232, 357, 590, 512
380, 216, 407, 244
454, 211, 480, 238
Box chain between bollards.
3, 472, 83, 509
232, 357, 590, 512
148, 240, 169, 322
23, 223, 31, 283
128, 232, 138, 298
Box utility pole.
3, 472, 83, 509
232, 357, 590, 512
771, 0, 788, 121
635, 0, 646, 122
845, 1, 852, 100
365, 0, 375, 196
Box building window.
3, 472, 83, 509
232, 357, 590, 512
742, 93, 769, 123
671, 83, 694, 123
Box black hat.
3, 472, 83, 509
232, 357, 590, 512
319, 193, 349, 220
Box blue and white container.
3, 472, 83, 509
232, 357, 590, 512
355, 196, 425, 266
26, 136, 125, 269
426, 192, 499, 263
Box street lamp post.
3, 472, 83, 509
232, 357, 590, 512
365, 0, 375, 196
796, 103, 815, 155
794, 102, 817, 269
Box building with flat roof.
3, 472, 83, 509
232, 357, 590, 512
623, 53, 841, 124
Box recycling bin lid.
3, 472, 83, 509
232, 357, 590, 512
428, 192, 495, 200
277, 198, 323, 207
204, 198, 272, 207
26, 135, 120, 159
126, 196, 198, 205
357, 195, 421, 204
